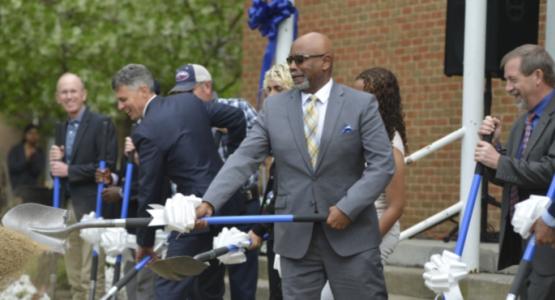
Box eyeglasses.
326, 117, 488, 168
286, 53, 326, 65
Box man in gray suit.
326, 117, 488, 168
196, 32, 394, 299
475, 44, 555, 299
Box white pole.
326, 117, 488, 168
546, 0, 555, 58
459, 0, 487, 272
400, 202, 463, 240
405, 127, 465, 165
275, 1, 295, 64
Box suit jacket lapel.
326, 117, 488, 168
524, 97, 555, 158
286, 90, 314, 171
315, 83, 345, 172
70, 107, 91, 162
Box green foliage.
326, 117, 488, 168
0, 0, 244, 134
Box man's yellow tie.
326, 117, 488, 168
304, 95, 319, 167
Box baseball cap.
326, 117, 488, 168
169, 64, 212, 94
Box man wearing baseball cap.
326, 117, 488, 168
170, 64, 261, 300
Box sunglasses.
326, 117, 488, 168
286, 53, 326, 65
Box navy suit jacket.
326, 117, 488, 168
132, 94, 246, 246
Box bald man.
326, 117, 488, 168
197, 32, 393, 299
50, 73, 117, 300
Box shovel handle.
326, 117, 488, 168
204, 214, 327, 224
125, 218, 152, 228
193, 246, 231, 262
53, 177, 61, 208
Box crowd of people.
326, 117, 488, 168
6, 31, 555, 300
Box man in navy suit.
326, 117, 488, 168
111, 64, 246, 300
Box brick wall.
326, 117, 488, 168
241, 0, 548, 239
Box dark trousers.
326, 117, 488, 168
155, 231, 224, 300
226, 199, 260, 300
266, 238, 283, 300
524, 269, 555, 300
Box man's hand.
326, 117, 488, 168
136, 246, 158, 262
49, 145, 64, 161
195, 201, 214, 230
478, 116, 502, 144
102, 186, 122, 203
247, 230, 263, 250
534, 218, 555, 247
327, 206, 351, 230
95, 168, 112, 185
474, 141, 500, 169
50, 161, 69, 177
124, 137, 140, 165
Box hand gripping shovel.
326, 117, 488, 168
423, 135, 492, 300
506, 175, 555, 300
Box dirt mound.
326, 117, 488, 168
0, 227, 45, 289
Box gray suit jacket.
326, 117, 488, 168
489, 93, 555, 275
204, 82, 394, 259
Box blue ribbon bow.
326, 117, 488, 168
248, 0, 298, 92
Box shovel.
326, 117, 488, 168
149, 240, 252, 281
100, 241, 166, 300
1, 202, 67, 253
30, 213, 327, 239
100, 240, 252, 300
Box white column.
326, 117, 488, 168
546, 0, 555, 57
459, 0, 487, 272
275, 1, 295, 64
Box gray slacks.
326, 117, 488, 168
280, 225, 387, 300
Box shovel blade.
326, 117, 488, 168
1, 203, 68, 253
148, 256, 208, 280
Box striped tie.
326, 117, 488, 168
304, 95, 319, 167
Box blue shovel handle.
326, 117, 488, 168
53, 177, 61, 208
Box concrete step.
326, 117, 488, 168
256, 239, 518, 299
387, 239, 513, 273
385, 265, 513, 300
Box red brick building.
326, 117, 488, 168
240, 0, 549, 238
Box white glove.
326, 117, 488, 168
512, 195, 550, 239
100, 227, 136, 257
148, 193, 202, 233
423, 250, 468, 300
213, 227, 250, 265
79, 211, 104, 246
273, 254, 282, 277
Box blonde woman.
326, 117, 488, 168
251, 63, 293, 300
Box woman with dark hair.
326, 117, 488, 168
321, 67, 408, 299
354, 67, 408, 259
7, 124, 45, 190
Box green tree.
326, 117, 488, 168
0, 0, 244, 134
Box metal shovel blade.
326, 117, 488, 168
1, 203, 68, 253
148, 256, 209, 280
